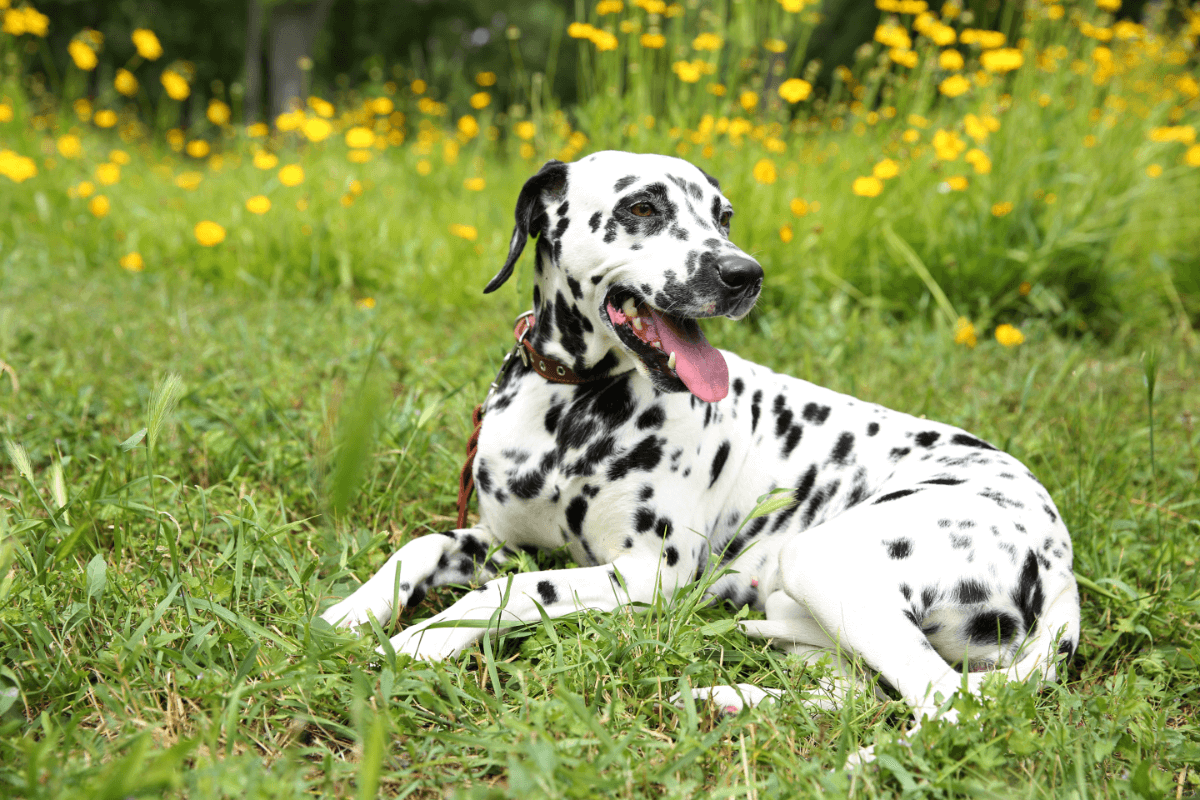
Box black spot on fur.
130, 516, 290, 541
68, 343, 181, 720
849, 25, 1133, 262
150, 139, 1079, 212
750, 390, 763, 433
537, 580, 558, 605
566, 496, 588, 536
886, 538, 913, 559
782, 425, 802, 457
867, 422, 879, 436
921, 477, 965, 486
709, 441, 731, 488
915, 431, 941, 448
890, 447, 911, 461
1043, 503, 1058, 523
614, 175, 637, 192
635, 507, 656, 532
899, 583, 913, 600
459, 534, 487, 563
955, 579, 990, 604
509, 470, 545, 499
566, 275, 583, 300
636, 405, 665, 430
607, 436, 664, 481
588, 211, 602, 232
874, 488, 920, 504
732, 378, 745, 397
951, 433, 996, 450
950, 534, 972, 549
831, 432, 854, 464
1013, 550, 1045, 632
477, 460, 493, 495
639, 485, 654, 501
966, 610, 1020, 644
802, 403, 831, 424
665, 546, 679, 567
544, 401, 564, 434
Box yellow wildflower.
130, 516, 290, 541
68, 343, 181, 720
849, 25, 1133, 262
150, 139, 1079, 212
939, 74, 970, 97
348, 149, 372, 164
641, 33, 666, 48
991, 201, 1013, 216
852, 176, 884, 197
416, 159, 432, 175
0, 150, 38, 183
790, 198, 810, 216
1145, 163, 1162, 178
1148, 125, 1195, 144
74, 180, 95, 197
194, 220, 226, 246
120, 252, 144, 272
1019, 281, 1031, 296
161, 70, 190, 101
278, 164, 305, 187
247, 123, 269, 138
308, 97, 334, 118
875, 23, 912, 50
253, 150, 278, 170
764, 38, 787, 53
779, 224, 794, 243
345, 127, 375, 149
945, 175, 968, 190
464, 177, 486, 191
302, 117, 331, 142
891, 48, 918, 68
411, 79, 426, 94
109, 149, 130, 165
740, 91, 759, 111
94, 110, 117, 128
1095, 0, 1119, 10
174, 171, 203, 190
873, 158, 899, 179
372, 97, 394, 115
963, 113, 989, 142
69, 40, 98, 70
476, 71, 497, 87
115, 69, 139, 96
673, 61, 702, 83
965, 148, 992, 174
95, 163, 120, 185
245, 195, 271, 215
185, 140, 209, 158
693, 32, 722, 51
778, 78, 812, 103
0, 104, 11, 123
994, 324, 1024, 347
207, 99, 231, 125
355, 297, 376, 310
954, 317, 977, 347
981, 48, 1023, 72
752, 158, 776, 184
1186, 145, 1200, 167
779, 0, 804, 10
470, 92, 491, 109
88, 195, 110, 218
939, 50, 965, 72
516, 121, 536, 140
933, 129, 966, 160
57, 135, 82, 159
132, 29, 163, 60
902, 128, 920, 143
449, 223, 478, 241
458, 115, 480, 138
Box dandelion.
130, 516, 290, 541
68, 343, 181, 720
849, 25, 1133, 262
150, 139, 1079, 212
995, 324, 1024, 347
1186, 145, 1200, 167
302, 117, 332, 142
464, 177, 486, 191
246, 195, 271, 215
416, 159, 432, 175
411, 79, 426, 94
344, 127, 375, 149
371, 97, 394, 115
890, 48, 918, 68
965, 148, 992, 174
95, 163, 120, 185
74, 180, 95, 197
120, 252, 144, 272
174, 171, 203, 190
963, 113, 990, 142
458, 115, 480, 138
939, 49, 964, 70
790, 198, 810, 216
991, 201, 1013, 216
981, 48, 1023, 73
356, 297, 376, 310
1019, 281, 1032, 296
278, 164, 305, 187
596, 0, 624, 13
954, 317, 977, 347
253, 150, 278, 170
672, 61, 702, 83
132, 29, 163, 60
1095, 0, 1119, 10
939, 74, 970, 97
641, 33, 666, 48
933, 129, 966, 161
740, 91, 759, 112
873, 158, 899, 179
779, 224, 793, 243
247, 123, 269, 138
115, 69, 139, 96
516, 121, 536, 140
0, 103, 11, 122
693, 32, 722, 50
470, 92, 491, 109
764, 38, 787, 52
193, 221, 226, 246
69, 40, 98, 70
57, 135, 82, 159
89, 195, 110, 218
161, 70, 190, 101
449, 223, 478, 241
945, 175, 969, 190
852, 176, 884, 197
752, 158, 776, 184
185, 140, 209, 158
778, 78, 812, 103
309, 97, 334, 118
475, 71, 497, 87
348, 149, 372, 163
94, 110, 117, 128
207, 100, 231, 125
0, 150, 38, 183
1146, 163, 1162, 178
348, 180, 364, 197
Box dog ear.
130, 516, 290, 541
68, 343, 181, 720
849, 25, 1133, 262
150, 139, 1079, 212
484, 160, 568, 294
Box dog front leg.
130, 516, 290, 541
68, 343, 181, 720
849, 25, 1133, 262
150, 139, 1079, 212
320, 527, 504, 630
388, 555, 671, 660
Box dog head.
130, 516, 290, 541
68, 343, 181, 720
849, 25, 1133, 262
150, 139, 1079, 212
486, 151, 763, 403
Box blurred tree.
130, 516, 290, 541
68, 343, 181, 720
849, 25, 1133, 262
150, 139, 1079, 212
264, 0, 336, 119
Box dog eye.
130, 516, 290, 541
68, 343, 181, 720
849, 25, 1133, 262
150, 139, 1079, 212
719, 211, 732, 228
631, 202, 656, 217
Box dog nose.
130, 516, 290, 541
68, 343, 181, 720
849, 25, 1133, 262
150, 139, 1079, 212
717, 254, 764, 289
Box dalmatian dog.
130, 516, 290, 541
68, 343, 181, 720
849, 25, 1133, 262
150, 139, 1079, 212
321, 151, 1080, 751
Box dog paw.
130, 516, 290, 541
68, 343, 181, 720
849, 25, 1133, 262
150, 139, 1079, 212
319, 594, 394, 631
671, 684, 780, 714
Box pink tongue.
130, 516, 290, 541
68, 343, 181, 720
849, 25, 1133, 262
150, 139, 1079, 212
637, 308, 728, 403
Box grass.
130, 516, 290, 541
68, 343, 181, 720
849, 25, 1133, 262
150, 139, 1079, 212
2, 0, 1200, 796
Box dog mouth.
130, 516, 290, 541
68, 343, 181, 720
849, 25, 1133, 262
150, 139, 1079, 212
604, 289, 729, 403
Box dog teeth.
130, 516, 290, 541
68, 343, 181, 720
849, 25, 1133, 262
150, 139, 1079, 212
667, 352, 677, 370
652, 340, 662, 350
622, 298, 638, 318
632, 317, 643, 331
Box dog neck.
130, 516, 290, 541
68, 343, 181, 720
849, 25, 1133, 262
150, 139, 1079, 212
525, 239, 634, 383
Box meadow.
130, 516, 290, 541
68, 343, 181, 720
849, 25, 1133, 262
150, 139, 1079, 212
2, 0, 1200, 796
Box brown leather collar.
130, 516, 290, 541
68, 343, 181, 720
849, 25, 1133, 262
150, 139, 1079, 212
513, 312, 595, 385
